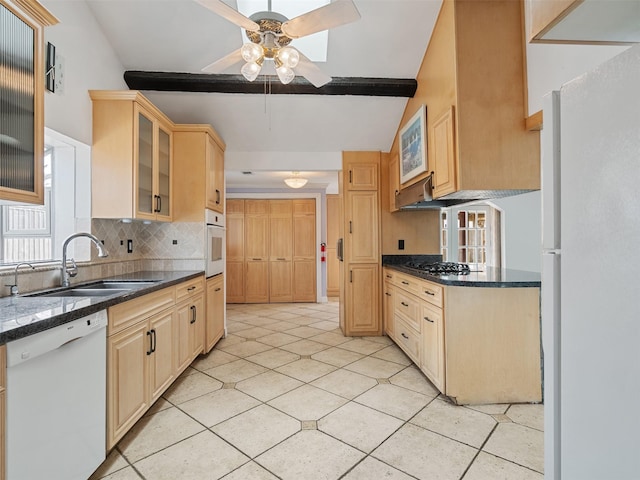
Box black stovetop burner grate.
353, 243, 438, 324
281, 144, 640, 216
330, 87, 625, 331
404, 261, 471, 275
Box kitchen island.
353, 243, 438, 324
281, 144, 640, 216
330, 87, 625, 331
383, 260, 541, 405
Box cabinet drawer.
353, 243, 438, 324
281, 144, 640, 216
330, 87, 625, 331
394, 290, 421, 331
394, 315, 420, 364
394, 272, 421, 296
383, 268, 395, 284
108, 287, 175, 335
418, 280, 443, 308
175, 276, 205, 303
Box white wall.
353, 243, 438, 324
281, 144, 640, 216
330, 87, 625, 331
490, 191, 541, 273
527, 43, 629, 115
42, 0, 127, 145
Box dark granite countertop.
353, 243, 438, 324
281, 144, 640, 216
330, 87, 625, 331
384, 264, 541, 288
0, 270, 204, 344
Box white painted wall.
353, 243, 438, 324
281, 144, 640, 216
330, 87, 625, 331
490, 191, 541, 273
526, 43, 629, 115
42, 0, 127, 145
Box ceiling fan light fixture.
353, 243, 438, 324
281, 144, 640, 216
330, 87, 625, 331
277, 46, 299, 68
241, 42, 264, 63
241, 61, 262, 81
276, 65, 295, 84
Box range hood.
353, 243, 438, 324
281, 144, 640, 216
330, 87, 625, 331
395, 176, 473, 210
395, 175, 535, 210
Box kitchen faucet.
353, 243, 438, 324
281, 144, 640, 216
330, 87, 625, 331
5, 262, 35, 296
61, 233, 109, 287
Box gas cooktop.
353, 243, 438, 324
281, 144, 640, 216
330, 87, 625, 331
403, 261, 471, 275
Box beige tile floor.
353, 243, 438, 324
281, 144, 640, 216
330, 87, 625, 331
90, 301, 544, 480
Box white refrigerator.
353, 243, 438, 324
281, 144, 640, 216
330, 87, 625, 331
541, 44, 640, 479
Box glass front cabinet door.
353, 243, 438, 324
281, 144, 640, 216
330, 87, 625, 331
0, 0, 57, 204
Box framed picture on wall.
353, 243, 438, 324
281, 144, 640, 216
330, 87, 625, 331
399, 105, 427, 184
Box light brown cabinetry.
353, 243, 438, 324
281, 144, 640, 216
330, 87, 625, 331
175, 277, 205, 372
387, 154, 400, 213
383, 271, 395, 337
269, 200, 293, 303
0, 0, 57, 205
396, 0, 538, 200
106, 276, 206, 449
226, 199, 245, 303
293, 199, 316, 302
107, 286, 176, 449
340, 152, 381, 336
227, 198, 316, 303
431, 106, 457, 198
90, 91, 174, 221
383, 267, 541, 405
326, 195, 341, 296
207, 135, 225, 213
173, 125, 226, 221
205, 274, 225, 353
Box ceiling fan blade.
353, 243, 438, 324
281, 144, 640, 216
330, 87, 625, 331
202, 48, 244, 74
281, 0, 361, 39
194, 0, 259, 31
296, 51, 332, 88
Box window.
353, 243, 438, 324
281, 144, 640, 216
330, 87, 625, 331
440, 204, 502, 269
0, 129, 92, 265
1, 151, 52, 262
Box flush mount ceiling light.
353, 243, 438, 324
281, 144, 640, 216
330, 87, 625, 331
196, 0, 360, 87
284, 172, 308, 188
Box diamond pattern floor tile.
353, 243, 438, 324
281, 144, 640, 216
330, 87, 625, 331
99, 301, 543, 480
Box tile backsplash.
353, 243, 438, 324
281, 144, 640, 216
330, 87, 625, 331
0, 220, 206, 297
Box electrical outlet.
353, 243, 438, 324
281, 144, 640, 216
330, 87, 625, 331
398, 239, 405, 250
127, 239, 133, 253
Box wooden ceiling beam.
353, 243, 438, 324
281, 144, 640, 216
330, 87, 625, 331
123, 71, 417, 97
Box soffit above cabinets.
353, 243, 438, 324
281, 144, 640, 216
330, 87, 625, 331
531, 0, 640, 44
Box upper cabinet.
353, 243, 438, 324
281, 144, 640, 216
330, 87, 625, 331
90, 91, 173, 222
173, 125, 226, 221
395, 0, 539, 201
0, 0, 57, 204
528, 0, 640, 44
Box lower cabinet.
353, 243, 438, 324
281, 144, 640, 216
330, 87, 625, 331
205, 274, 225, 353
293, 260, 316, 302
420, 302, 445, 393
344, 264, 380, 335
245, 261, 269, 303
106, 276, 206, 450
383, 267, 541, 405
226, 261, 244, 303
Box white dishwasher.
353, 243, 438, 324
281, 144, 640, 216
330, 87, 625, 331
6, 310, 108, 480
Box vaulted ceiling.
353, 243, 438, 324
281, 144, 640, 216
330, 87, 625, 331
85, 0, 443, 191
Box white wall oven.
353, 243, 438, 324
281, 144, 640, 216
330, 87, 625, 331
205, 209, 225, 278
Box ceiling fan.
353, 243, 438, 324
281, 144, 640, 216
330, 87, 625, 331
195, 0, 361, 87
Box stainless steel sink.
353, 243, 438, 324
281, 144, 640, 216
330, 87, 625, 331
26, 280, 160, 297
36, 288, 130, 297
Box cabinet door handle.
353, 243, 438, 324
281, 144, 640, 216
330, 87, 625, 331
216, 189, 220, 204
349, 221, 352, 234
424, 316, 435, 323
385, 292, 391, 296
401, 333, 409, 340
277, 257, 286, 261
252, 257, 261, 261
402, 281, 409, 285
424, 290, 435, 296
190, 305, 197, 324
187, 286, 196, 292
386, 274, 392, 278
146, 331, 153, 355
349, 270, 353, 283
214, 287, 221, 292
349, 170, 352, 183
151, 329, 157, 352
401, 301, 409, 307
